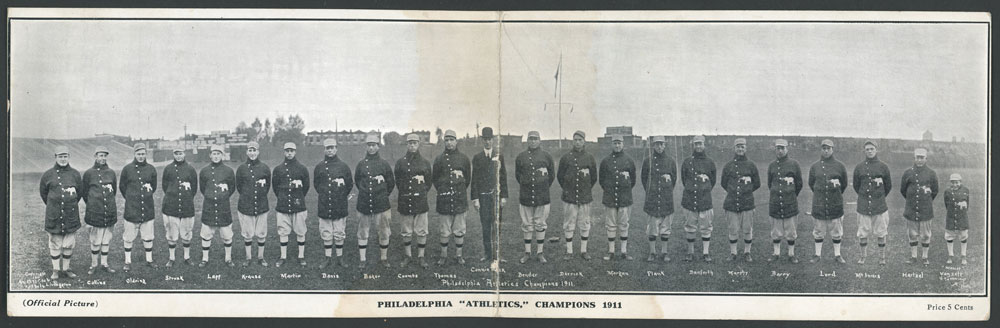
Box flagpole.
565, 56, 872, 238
558, 53, 563, 149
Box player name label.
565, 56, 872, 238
280, 273, 302, 279
433, 273, 457, 279
818, 270, 836, 277
902, 272, 924, 279
321, 273, 340, 279
770, 271, 791, 279
397, 273, 418, 279
206, 274, 221, 280
606, 270, 629, 277
126, 277, 147, 284
855, 272, 881, 279
363, 274, 380, 280
647, 271, 665, 277
164, 275, 185, 281
689, 269, 714, 276
471, 266, 505, 273
517, 272, 537, 278
727, 269, 749, 277
86, 279, 106, 285
559, 271, 583, 277
241, 274, 261, 280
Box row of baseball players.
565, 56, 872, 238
39, 128, 972, 280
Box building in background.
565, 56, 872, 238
598, 126, 643, 147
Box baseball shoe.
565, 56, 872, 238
834, 256, 846, 264
857, 257, 866, 264
241, 259, 251, 267
479, 257, 489, 262
789, 256, 799, 264
728, 253, 738, 262
226, 261, 235, 267
299, 258, 307, 267
63, 270, 78, 279
338, 257, 347, 268
946, 256, 954, 264
906, 257, 918, 264
437, 257, 447, 266
922, 258, 930, 265
258, 258, 269, 267
961, 256, 968, 265
662, 254, 671, 262
538, 254, 548, 263
184, 259, 194, 266
101, 265, 116, 273
519, 254, 529, 264
198, 261, 208, 268
646, 253, 656, 262
358, 260, 367, 269
401, 257, 411, 267
879, 257, 886, 265
275, 259, 285, 267
122, 263, 131, 272
50, 271, 60, 280
419, 257, 429, 269
603, 253, 613, 261
563, 253, 574, 261
499, 258, 508, 263
581, 253, 592, 261
768, 254, 780, 262
456, 257, 466, 265
621, 253, 633, 261
744, 253, 753, 262
809, 255, 820, 263
146, 261, 158, 269
381, 260, 391, 268
319, 257, 333, 269
703, 254, 713, 262
683, 253, 694, 262
166, 260, 175, 267
88, 266, 98, 275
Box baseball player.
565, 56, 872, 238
432, 129, 472, 265
599, 135, 637, 261
852, 140, 893, 265
120, 143, 158, 271
943, 173, 970, 265
471, 127, 509, 263
721, 138, 761, 262
766, 139, 803, 263
395, 134, 433, 268
681, 135, 717, 262
161, 145, 198, 267
514, 131, 555, 264
39, 145, 84, 279
81, 146, 118, 274
236, 141, 271, 267
272, 142, 311, 267
314, 138, 353, 269
556, 130, 598, 260
355, 133, 395, 268
808, 139, 848, 264
641, 136, 677, 262
900, 148, 938, 265
197, 145, 237, 267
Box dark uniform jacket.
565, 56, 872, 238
515, 147, 555, 207
355, 152, 395, 215
944, 186, 970, 231
82, 162, 118, 227
852, 156, 892, 216
120, 160, 157, 223
808, 155, 848, 220
599, 150, 637, 208
766, 156, 803, 219
471, 148, 509, 200
236, 158, 271, 216
641, 150, 677, 217
272, 157, 310, 214
432, 148, 471, 215
40, 163, 83, 234
161, 159, 198, 218
314, 155, 353, 220
900, 165, 938, 222
199, 162, 236, 227
395, 151, 432, 216
721, 154, 761, 213
557, 147, 598, 205
681, 151, 717, 212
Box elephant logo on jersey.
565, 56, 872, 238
413, 175, 425, 184
920, 185, 932, 194
290, 180, 303, 188
662, 174, 672, 183
373, 175, 385, 184
256, 178, 267, 187
141, 183, 153, 192
536, 167, 549, 176
333, 177, 345, 187
451, 170, 464, 179
829, 179, 841, 188
739, 176, 752, 184
62, 187, 76, 195
216, 183, 229, 192
696, 173, 709, 182
620, 171, 630, 179
579, 168, 590, 177
781, 177, 795, 185
179, 181, 192, 190
102, 183, 114, 192
873, 177, 884, 186
957, 201, 968, 209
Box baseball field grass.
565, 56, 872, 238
8, 149, 987, 294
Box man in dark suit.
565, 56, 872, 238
471, 127, 509, 263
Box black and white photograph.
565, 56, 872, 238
6, 9, 990, 319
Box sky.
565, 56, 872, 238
10, 18, 989, 143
